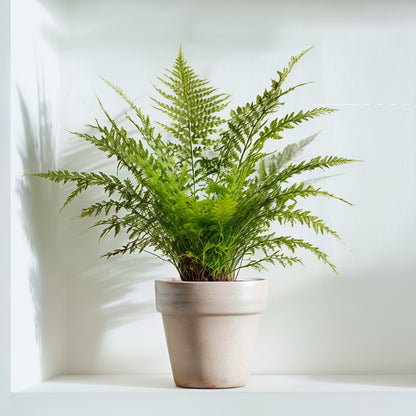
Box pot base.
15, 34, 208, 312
174, 381, 246, 389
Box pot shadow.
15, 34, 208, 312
47, 374, 174, 390
17, 70, 170, 380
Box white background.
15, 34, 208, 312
3, 0, 416, 414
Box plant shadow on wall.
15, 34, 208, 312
17, 83, 61, 380
18, 74, 160, 378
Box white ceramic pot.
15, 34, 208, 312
155, 278, 268, 389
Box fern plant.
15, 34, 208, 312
32, 47, 355, 281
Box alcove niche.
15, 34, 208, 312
9, 0, 416, 404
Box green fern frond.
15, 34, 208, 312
216, 50, 328, 193
152, 48, 230, 193
276, 156, 357, 183
275, 182, 352, 206
259, 108, 336, 141
30, 46, 356, 280
32, 170, 135, 210
100, 76, 164, 151
277, 209, 341, 239
272, 236, 339, 275
275, 46, 314, 86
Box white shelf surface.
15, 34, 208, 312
20, 374, 416, 393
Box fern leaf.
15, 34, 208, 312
276, 156, 357, 183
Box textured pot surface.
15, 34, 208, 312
155, 279, 268, 389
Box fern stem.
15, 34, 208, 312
177, 52, 197, 197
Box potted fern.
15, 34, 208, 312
32, 47, 354, 389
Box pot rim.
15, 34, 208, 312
155, 277, 267, 284
155, 278, 268, 316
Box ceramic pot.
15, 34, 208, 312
155, 278, 268, 389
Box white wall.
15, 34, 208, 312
9, 0, 416, 382
10, 0, 67, 390
0, 0, 11, 401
